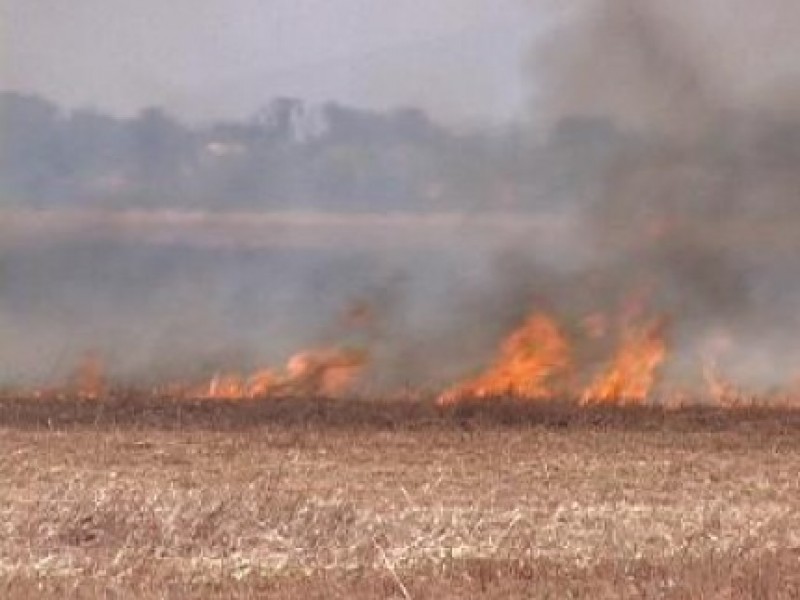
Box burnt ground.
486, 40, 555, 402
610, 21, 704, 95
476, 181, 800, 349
1, 396, 799, 598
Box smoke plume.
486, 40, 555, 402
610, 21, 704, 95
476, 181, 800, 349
2, 1, 800, 395
527, 0, 800, 388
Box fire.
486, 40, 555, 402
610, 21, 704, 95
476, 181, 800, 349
439, 308, 669, 407
439, 312, 572, 405
16, 301, 785, 409
22, 346, 366, 401
283, 348, 366, 395
202, 347, 367, 399
206, 372, 249, 399
246, 369, 279, 398
581, 317, 668, 406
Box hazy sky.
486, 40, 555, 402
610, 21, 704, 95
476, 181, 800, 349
1, 0, 542, 124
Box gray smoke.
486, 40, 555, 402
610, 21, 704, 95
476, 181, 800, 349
527, 0, 800, 388
2, 1, 800, 394
532, 0, 800, 134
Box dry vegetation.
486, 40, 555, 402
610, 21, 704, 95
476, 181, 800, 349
0, 396, 799, 598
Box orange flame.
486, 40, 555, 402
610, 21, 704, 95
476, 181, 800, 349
581, 317, 668, 406
438, 312, 572, 406
10, 300, 711, 408
440, 307, 669, 407
202, 347, 367, 400
283, 348, 366, 396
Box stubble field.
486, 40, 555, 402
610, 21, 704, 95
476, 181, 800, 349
0, 396, 799, 599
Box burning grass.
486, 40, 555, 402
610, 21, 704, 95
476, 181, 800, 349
0, 395, 799, 598
17, 298, 798, 412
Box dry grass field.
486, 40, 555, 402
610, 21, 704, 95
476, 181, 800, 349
0, 396, 799, 598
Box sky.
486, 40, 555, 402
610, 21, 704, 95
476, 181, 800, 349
1, 0, 542, 125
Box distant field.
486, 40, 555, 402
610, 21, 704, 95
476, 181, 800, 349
0, 209, 572, 251
1, 396, 799, 599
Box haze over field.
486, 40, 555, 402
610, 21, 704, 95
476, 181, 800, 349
1, 0, 536, 125
4, 7, 800, 598
1, 1, 800, 398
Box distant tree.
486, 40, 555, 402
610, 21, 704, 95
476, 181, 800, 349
0, 92, 64, 206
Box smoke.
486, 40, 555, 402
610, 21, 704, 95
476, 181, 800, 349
2, 1, 800, 394
526, 0, 800, 387
532, 0, 800, 134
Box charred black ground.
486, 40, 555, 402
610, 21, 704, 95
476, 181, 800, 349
1, 394, 799, 432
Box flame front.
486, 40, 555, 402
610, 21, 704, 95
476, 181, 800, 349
202, 347, 366, 400
8, 303, 707, 407
581, 317, 668, 406
439, 313, 571, 406
439, 309, 669, 407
